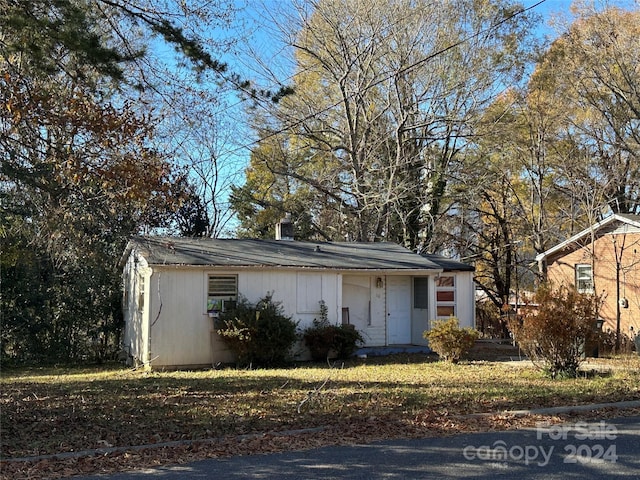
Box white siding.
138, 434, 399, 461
123, 258, 475, 368
142, 267, 342, 368
147, 268, 232, 368
342, 275, 387, 347
122, 253, 150, 367
454, 271, 476, 329
296, 272, 323, 313
238, 269, 341, 328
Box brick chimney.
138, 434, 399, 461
275, 213, 294, 241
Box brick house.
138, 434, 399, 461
535, 214, 640, 346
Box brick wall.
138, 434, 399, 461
546, 232, 640, 343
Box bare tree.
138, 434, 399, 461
240, 0, 537, 248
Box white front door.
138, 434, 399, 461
387, 276, 411, 344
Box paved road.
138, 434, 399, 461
77, 415, 640, 479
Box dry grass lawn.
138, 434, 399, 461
1, 353, 639, 479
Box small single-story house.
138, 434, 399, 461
121, 228, 475, 369
536, 213, 640, 343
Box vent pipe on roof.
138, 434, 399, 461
275, 213, 294, 241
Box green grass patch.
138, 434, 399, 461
2, 355, 639, 459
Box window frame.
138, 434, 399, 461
413, 277, 429, 310
575, 264, 594, 293
206, 274, 238, 316
435, 275, 456, 318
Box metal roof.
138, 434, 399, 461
124, 236, 473, 272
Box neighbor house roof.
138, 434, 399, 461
536, 213, 640, 263
123, 236, 474, 273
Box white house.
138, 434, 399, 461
120, 232, 475, 370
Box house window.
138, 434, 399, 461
413, 277, 429, 309
207, 275, 238, 314
436, 275, 455, 318
575, 264, 593, 293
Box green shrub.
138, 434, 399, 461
215, 293, 298, 367
508, 284, 602, 379
332, 325, 365, 359
423, 317, 479, 363
302, 301, 364, 361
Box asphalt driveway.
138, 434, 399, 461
74, 415, 640, 479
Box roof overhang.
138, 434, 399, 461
536, 213, 640, 263
148, 263, 444, 275
123, 236, 471, 273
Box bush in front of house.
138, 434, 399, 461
508, 283, 602, 379
302, 301, 364, 361
332, 324, 365, 359
600, 330, 636, 356
215, 293, 298, 367
423, 317, 479, 363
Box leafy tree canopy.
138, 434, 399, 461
1, 0, 235, 362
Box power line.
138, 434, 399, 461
207, 3, 431, 153
217, 0, 548, 159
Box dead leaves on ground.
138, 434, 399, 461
3, 407, 639, 480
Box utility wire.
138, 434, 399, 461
217, 0, 548, 159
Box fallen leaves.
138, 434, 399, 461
3, 407, 640, 480
2, 355, 639, 479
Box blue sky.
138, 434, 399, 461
193, 0, 637, 234
215, 0, 575, 154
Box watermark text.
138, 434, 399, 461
462, 421, 618, 467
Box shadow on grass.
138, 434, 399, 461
2, 355, 638, 459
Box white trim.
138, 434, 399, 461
152, 264, 445, 275
435, 274, 456, 318
575, 264, 594, 294
203, 272, 238, 315
536, 214, 640, 262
